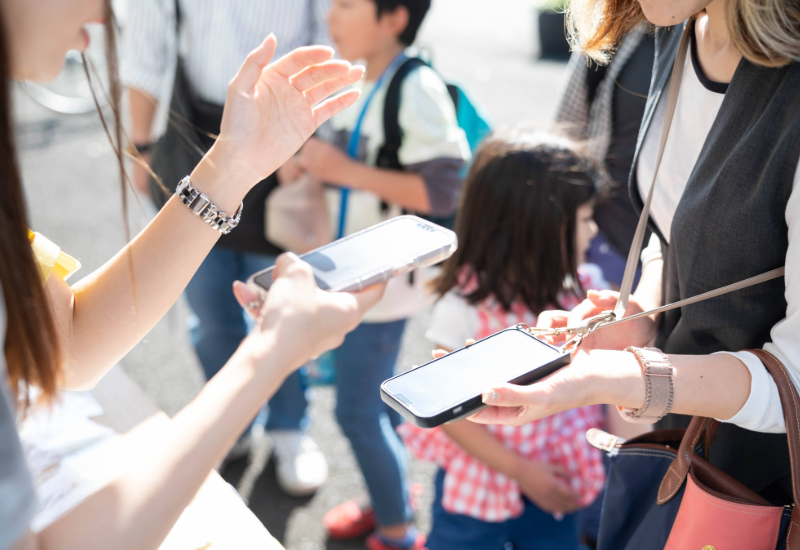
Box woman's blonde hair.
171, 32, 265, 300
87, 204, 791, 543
567, 0, 800, 67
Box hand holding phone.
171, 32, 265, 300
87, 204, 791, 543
242, 254, 385, 372
381, 327, 571, 428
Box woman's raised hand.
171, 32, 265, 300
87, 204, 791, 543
196, 35, 364, 201
235, 254, 385, 376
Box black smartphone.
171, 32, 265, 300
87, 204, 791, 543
380, 327, 570, 428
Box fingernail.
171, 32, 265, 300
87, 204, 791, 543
483, 390, 500, 404
554, 512, 564, 522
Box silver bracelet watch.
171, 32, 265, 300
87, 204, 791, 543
176, 176, 243, 235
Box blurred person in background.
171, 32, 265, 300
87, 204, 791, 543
123, 0, 333, 497
0, 0, 380, 548
555, 24, 655, 290
281, 0, 470, 548
400, 129, 607, 550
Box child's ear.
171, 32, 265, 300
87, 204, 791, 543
382, 5, 410, 41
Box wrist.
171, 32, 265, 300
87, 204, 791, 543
190, 143, 256, 213
583, 350, 647, 409
236, 329, 295, 385
506, 454, 531, 481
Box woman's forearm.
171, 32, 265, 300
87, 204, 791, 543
592, 349, 752, 421
57, 151, 252, 389
39, 336, 285, 550
441, 420, 525, 479
474, 348, 755, 430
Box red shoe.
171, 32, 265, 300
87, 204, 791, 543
365, 533, 427, 550
324, 497, 376, 540
324, 484, 425, 540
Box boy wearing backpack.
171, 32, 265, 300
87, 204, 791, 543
279, 1, 471, 548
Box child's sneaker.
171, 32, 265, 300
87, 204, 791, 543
323, 497, 376, 540
324, 484, 424, 540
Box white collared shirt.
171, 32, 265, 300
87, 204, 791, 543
123, 0, 331, 106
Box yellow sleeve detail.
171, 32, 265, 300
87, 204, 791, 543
28, 230, 82, 284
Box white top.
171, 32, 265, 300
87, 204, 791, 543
427, 264, 609, 350
0, 290, 38, 549
328, 63, 471, 323
637, 40, 800, 433
123, 0, 331, 106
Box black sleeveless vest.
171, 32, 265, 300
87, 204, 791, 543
629, 23, 800, 503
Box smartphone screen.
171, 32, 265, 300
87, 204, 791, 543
383, 329, 565, 419
252, 217, 455, 291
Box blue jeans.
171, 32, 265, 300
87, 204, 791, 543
184, 248, 308, 433
427, 469, 580, 550
333, 319, 412, 527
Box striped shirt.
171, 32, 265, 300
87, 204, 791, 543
123, 0, 331, 105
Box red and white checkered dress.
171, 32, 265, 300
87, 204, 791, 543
398, 267, 606, 522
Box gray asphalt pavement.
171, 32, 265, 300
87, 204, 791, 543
18, 2, 567, 548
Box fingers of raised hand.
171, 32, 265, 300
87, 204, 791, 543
312, 89, 362, 127
271, 45, 335, 79
231, 33, 278, 91
303, 65, 364, 106
290, 60, 352, 92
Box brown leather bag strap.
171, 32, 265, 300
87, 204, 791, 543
749, 349, 800, 548
657, 416, 712, 504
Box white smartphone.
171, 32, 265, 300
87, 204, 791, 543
381, 327, 571, 428
247, 216, 457, 293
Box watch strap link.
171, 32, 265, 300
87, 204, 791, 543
621, 346, 675, 423
176, 176, 242, 235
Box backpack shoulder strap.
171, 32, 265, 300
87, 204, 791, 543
174, 0, 182, 33
376, 57, 428, 170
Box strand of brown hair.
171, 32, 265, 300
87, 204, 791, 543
0, 18, 61, 406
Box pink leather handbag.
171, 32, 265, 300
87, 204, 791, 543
661, 350, 800, 550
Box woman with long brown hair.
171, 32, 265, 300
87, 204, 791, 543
467, 0, 800, 506
0, 0, 384, 549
